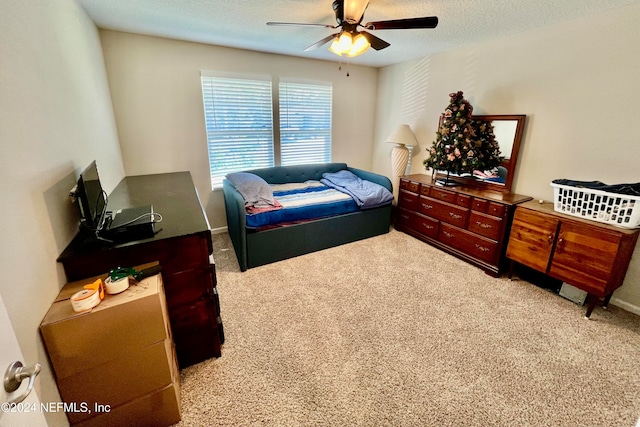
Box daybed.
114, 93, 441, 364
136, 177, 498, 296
223, 163, 393, 271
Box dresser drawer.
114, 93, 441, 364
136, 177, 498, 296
428, 186, 479, 208
60, 233, 212, 281
412, 212, 439, 239
417, 196, 436, 217
472, 198, 488, 213
398, 189, 419, 211
438, 223, 499, 264
419, 196, 469, 228
456, 194, 472, 208
488, 202, 506, 218
396, 207, 415, 228
430, 188, 456, 204
171, 297, 222, 365
468, 211, 503, 241
163, 264, 216, 309
169, 296, 218, 332
400, 179, 419, 193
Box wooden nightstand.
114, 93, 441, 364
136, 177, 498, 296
506, 200, 640, 318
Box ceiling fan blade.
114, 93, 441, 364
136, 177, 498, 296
267, 22, 337, 29
304, 33, 340, 52
360, 31, 390, 51
364, 16, 438, 30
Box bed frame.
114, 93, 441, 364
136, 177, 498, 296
223, 163, 393, 271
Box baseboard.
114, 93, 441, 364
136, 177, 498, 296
609, 297, 640, 316
210, 226, 228, 235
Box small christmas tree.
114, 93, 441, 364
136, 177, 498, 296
424, 91, 477, 176
424, 91, 503, 180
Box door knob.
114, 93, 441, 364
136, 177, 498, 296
4, 361, 41, 405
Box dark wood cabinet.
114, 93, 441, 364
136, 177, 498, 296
396, 174, 532, 276
506, 200, 639, 317
58, 172, 222, 368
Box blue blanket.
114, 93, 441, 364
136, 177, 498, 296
321, 170, 394, 209
246, 181, 358, 228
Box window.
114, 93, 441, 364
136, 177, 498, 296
201, 73, 332, 188
201, 74, 274, 188
279, 81, 332, 165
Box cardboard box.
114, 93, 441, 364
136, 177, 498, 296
75, 373, 181, 427
40, 267, 180, 426
40, 272, 170, 379
63, 339, 176, 424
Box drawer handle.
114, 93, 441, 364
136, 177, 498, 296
449, 212, 462, 220
421, 223, 434, 229
422, 203, 433, 210
475, 221, 492, 229
400, 214, 410, 220
475, 244, 490, 252
442, 231, 454, 238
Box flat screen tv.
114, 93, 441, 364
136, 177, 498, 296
75, 161, 107, 231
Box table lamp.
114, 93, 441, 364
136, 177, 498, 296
385, 124, 418, 180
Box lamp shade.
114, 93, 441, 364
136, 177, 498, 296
344, 0, 369, 23
385, 124, 418, 147
347, 33, 370, 57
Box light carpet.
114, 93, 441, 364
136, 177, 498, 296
177, 229, 640, 426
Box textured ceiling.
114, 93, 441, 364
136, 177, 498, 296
79, 0, 640, 67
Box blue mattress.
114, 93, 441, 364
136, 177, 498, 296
246, 181, 359, 228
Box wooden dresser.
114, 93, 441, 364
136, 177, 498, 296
57, 172, 223, 368
506, 200, 640, 318
395, 174, 532, 276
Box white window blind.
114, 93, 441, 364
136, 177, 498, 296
279, 81, 332, 165
201, 74, 274, 188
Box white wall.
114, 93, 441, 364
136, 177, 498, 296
373, 3, 640, 312
99, 30, 379, 229
0, 1, 124, 425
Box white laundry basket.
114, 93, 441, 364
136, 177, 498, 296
551, 182, 640, 228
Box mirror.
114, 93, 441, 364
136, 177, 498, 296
434, 114, 526, 193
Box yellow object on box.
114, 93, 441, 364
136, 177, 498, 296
84, 278, 105, 299
70, 278, 105, 313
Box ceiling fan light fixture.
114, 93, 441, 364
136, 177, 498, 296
329, 32, 353, 56
346, 33, 370, 57
343, 0, 369, 23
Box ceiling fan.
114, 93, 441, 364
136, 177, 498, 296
267, 0, 438, 58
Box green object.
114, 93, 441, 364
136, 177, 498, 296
109, 267, 139, 281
